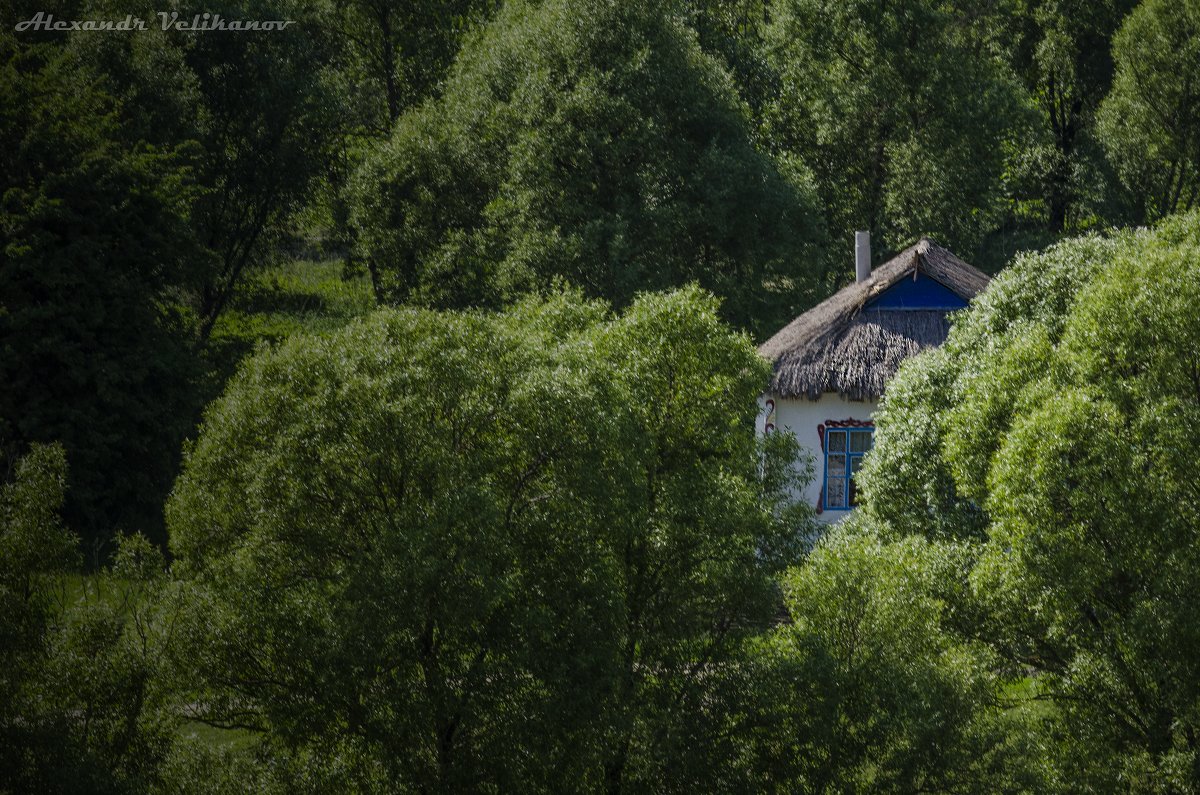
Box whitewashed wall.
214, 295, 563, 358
759, 392, 878, 524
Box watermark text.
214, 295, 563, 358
15, 11, 295, 32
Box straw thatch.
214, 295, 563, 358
760, 238, 990, 400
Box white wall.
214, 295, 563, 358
759, 392, 878, 523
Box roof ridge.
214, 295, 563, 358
758, 238, 992, 399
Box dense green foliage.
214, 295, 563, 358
1005, 0, 1138, 232
0, 445, 174, 793
351, 0, 827, 339
1, 0, 345, 550
764, 0, 1027, 257
858, 211, 1200, 789
330, 0, 498, 134
5, 0, 1200, 790
760, 527, 1046, 792
166, 288, 811, 790
1100, 0, 1200, 221
0, 35, 203, 550
4, 0, 1194, 548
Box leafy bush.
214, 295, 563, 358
167, 287, 813, 790
859, 212, 1200, 789
1, 446, 174, 794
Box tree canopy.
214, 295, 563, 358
1100, 0, 1200, 221
1003, 0, 1138, 232
1, 1, 344, 550
0, 34, 203, 551
6, 0, 1200, 790
0, 444, 172, 793
764, 0, 1028, 260
351, 0, 827, 339
857, 211, 1200, 788
166, 287, 811, 790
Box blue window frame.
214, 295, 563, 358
824, 427, 874, 509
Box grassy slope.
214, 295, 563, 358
204, 257, 376, 387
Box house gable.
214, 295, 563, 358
758, 238, 990, 401
758, 238, 991, 522
866, 273, 968, 311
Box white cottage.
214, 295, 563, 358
758, 233, 990, 521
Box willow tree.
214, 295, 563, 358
764, 0, 1027, 260
858, 214, 1200, 789
352, 0, 826, 339
1099, 0, 1200, 222
167, 288, 811, 791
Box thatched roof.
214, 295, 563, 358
760, 238, 990, 401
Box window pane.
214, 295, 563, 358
849, 456, 864, 505
827, 453, 846, 477
827, 477, 846, 508
850, 430, 873, 453
827, 430, 846, 452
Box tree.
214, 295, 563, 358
2, 2, 351, 549
858, 213, 1200, 789
49, 0, 349, 344
330, 0, 498, 136
1099, 0, 1200, 222
172, 0, 347, 343
683, 0, 776, 127
166, 287, 811, 791
351, 0, 827, 339
302, 0, 500, 282
747, 523, 1048, 793
764, 0, 1028, 261
0, 444, 75, 718
0, 444, 174, 794
0, 32, 204, 552
1001, 0, 1137, 232
859, 232, 1120, 542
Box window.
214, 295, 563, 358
824, 427, 873, 509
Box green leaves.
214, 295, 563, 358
859, 211, 1200, 788
167, 287, 811, 789
0, 36, 205, 551
1, 449, 174, 794
765, 0, 1027, 259
1100, 0, 1200, 222
0, 443, 74, 589
351, 0, 827, 340
1, 0, 347, 551
778, 527, 1000, 792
